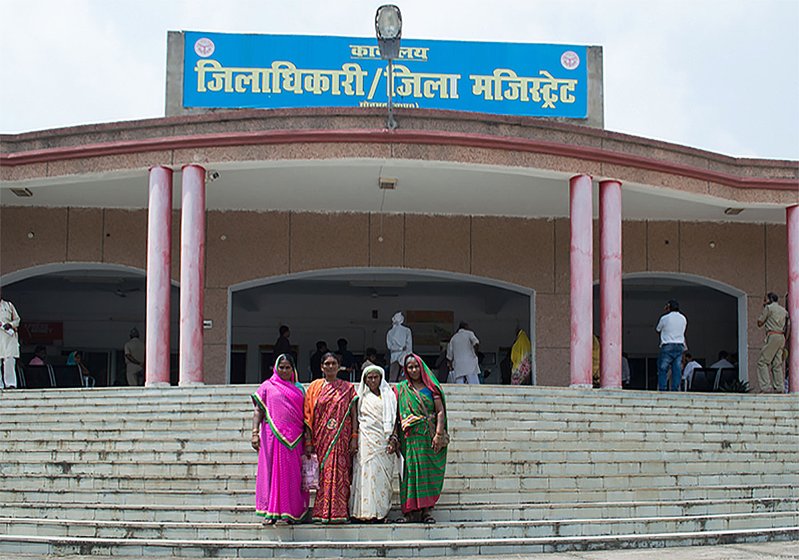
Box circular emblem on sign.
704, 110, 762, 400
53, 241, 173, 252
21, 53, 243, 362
561, 50, 580, 70
325, 418, 338, 431
194, 38, 215, 58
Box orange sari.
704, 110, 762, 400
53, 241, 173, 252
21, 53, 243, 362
304, 378, 357, 523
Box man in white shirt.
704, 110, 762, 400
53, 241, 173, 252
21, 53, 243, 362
681, 352, 702, 391
447, 321, 480, 384
386, 312, 413, 382
655, 299, 687, 391
124, 328, 145, 386
0, 290, 21, 389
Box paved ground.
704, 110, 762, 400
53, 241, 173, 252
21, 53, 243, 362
2, 540, 797, 560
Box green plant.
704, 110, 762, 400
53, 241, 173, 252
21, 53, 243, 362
718, 379, 750, 393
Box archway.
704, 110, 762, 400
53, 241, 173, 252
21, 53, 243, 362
229, 268, 535, 385
1, 263, 180, 386
593, 272, 747, 390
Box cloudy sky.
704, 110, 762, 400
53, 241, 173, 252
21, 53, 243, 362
1, 0, 797, 159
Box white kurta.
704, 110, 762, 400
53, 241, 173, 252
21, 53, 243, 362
0, 300, 21, 358
447, 328, 480, 380
386, 324, 413, 365
350, 391, 396, 519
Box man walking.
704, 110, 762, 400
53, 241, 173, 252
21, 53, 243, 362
756, 292, 789, 393
0, 290, 21, 390
655, 300, 687, 391
447, 321, 481, 384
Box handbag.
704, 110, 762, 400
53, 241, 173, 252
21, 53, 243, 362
301, 453, 319, 491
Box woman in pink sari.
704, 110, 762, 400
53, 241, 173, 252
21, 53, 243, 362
251, 353, 309, 524
304, 352, 359, 523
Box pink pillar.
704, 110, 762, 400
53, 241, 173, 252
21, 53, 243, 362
599, 180, 623, 389
145, 166, 172, 387
788, 205, 799, 393
179, 164, 206, 385
570, 174, 594, 388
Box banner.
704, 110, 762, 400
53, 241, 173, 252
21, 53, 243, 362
183, 31, 588, 118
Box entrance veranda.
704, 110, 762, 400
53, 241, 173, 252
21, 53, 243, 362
229, 269, 534, 384
593, 273, 746, 390
0, 263, 180, 386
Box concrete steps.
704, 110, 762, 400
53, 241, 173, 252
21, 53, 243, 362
1, 527, 798, 558
0, 384, 796, 557
4, 496, 798, 524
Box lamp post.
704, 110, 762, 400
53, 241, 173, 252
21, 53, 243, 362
375, 4, 402, 130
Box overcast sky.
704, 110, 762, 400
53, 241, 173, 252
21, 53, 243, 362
1, 0, 797, 159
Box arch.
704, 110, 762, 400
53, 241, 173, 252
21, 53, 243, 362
597, 271, 748, 384
1, 262, 179, 287
2, 262, 140, 285
227, 267, 536, 385
2, 262, 181, 387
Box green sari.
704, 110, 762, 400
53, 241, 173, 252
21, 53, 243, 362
397, 354, 448, 513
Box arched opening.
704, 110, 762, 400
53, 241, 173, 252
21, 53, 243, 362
593, 272, 747, 390
229, 268, 535, 385
1, 263, 180, 386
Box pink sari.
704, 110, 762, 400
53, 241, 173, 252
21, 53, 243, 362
251, 359, 309, 521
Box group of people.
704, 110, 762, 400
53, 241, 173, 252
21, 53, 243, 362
250, 351, 448, 525
282, 313, 517, 387
656, 294, 791, 393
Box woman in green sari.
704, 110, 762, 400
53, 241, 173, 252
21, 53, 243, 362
396, 353, 448, 524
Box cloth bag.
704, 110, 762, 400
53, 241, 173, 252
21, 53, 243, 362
301, 453, 319, 491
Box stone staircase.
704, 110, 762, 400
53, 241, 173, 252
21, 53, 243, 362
0, 385, 797, 558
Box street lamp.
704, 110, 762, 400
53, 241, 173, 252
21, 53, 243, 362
375, 5, 402, 130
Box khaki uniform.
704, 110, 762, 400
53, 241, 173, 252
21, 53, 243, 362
756, 302, 788, 393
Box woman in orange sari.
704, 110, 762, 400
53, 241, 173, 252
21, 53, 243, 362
304, 352, 359, 523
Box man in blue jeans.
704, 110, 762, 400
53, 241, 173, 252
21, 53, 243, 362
656, 299, 687, 391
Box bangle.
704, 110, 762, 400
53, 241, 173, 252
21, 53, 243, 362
350, 432, 359, 440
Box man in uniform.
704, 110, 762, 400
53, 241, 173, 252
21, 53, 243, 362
756, 292, 789, 393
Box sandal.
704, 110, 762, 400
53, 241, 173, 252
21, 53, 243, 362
422, 513, 436, 524
395, 516, 410, 523
261, 518, 275, 526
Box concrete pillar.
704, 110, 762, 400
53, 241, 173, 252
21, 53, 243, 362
788, 205, 799, 393
180, 164, 206, 385
599, 179, 623, 389
570, 174, 593, 388
145, 166, 172, 387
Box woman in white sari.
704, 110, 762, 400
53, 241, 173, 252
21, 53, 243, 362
350, 365, 399, 522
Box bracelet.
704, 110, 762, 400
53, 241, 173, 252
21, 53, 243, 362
350, 432, 359, 440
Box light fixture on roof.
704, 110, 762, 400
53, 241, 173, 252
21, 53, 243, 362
378, 177, 398, 190
723, 208, 744, 216
375, 4, 402, 130
207, 170, 220, 182
10, 188, 33, 197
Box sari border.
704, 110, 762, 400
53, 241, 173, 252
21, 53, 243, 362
256, 507, 308, 522
402, 494, 439, 513
318, 393, 359, 472
251, 392, 303, 450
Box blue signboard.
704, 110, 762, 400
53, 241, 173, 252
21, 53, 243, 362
183, 31, 588, 119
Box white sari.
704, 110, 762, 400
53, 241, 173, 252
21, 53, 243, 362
350, 366, 397, 520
